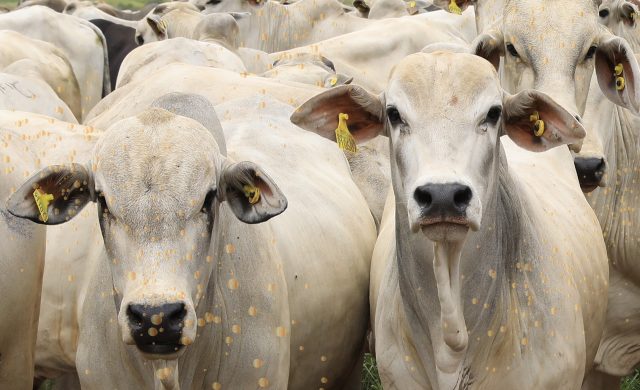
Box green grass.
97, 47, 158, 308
362, 353, 383, 390
623, 370, 640, 390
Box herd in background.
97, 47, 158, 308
0, 0, 639, 389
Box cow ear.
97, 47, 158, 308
353, 0, 370, 16
6, 163, 94, 225
291, 85, 385, 143
228, 11, 251, 20
147, 14, 168, 40
502, 90, 586, 152
431, 0, 474, 13
471, 29, 504, 70
595, 34, 640, 115
219, 161, 287, 224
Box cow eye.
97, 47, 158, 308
201, 189, 216, 212
136, 35, 144, 45
386, 106, 402, 125
486, 106, 502, 125
585, 45, 597, 60
506, 43, 519, 58
599, 8, 609, 18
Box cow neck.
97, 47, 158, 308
588, 105, 640, 281
392, 142, 524, 388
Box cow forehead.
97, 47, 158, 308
388, 53, 501, 116
504, 0, 598, 41
93, 110, 219, 218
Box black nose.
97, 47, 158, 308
414, 183, 472, 219
574, 157, 605, 191
126, 302, 187, 354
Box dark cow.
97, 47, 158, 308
90, 19, 137, 92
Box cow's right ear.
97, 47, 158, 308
291, 85, 385, 144
431, 0, 475, 13
146, 14, 168, 40
471, 29, 504, 70
6, 163, 94, 225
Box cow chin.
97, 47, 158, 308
420, 223, 469, 242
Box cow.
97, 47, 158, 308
64, 2, 138, 27
8, 92, 377, 389
0, 112, 98, 389
17, 0, 67, 12
292, 51, 609, 389
115, 39, 246, 89
269, 8, 476, 93
0, 30, 81, 122
134, 2, 204, 45
90, 19, 138, 91
0, 6, 110, 120
0, 73, 77, 123
572, 2, 640, 388
191, 0, 373, 52
262, 53, 353, 87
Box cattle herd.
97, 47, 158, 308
1, 0, 640, 388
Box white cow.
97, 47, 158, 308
270, 9, 476, 93
0, 30, 81, 122
292, 52, 609, 389
262, 52, 353, 87
63, 1, 138, 28
116, 38, 247, 88
8, 92, 376, 389
0, 112, 97, 389
0, 6, 110, 121
574, 2, 640, 388
192, 0, 373, 52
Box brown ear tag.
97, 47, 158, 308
614, 63, 625, 91
529, 111, 545, 137
33, 188, 54, 222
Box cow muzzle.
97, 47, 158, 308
126, 302, 188, 356
574, 157, 606, 192
413, 182, 474, 242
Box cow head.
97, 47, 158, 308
6, 108, 287, 360
470, 0, 640, 128
292, 52, 583, 243
264, 53, 353, 88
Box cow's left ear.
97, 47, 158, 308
595, 33, 640, 115
219, 161, 287, 224
6, 163, 94, 225
503, 90, 586, 152
471, 29, 504, 71
146, 14, 168, 40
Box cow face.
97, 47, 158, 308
471, 0, 640, 130
6, 108, 287, 359
292, 52, 583, 243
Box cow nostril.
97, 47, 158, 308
126, 305, 145, 325
165, 303, 187, 323
414, 187, 432, 207
453, 186, 472, 209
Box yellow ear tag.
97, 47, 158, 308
449, 0, 462, 14
614, 63, 625, 91
33, 188, 54, 223
529, 111, 545, 137
329, 77, 338, 86
243, 184, 261, 205
409, 0, 416, 7
335, 113, 357, 153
